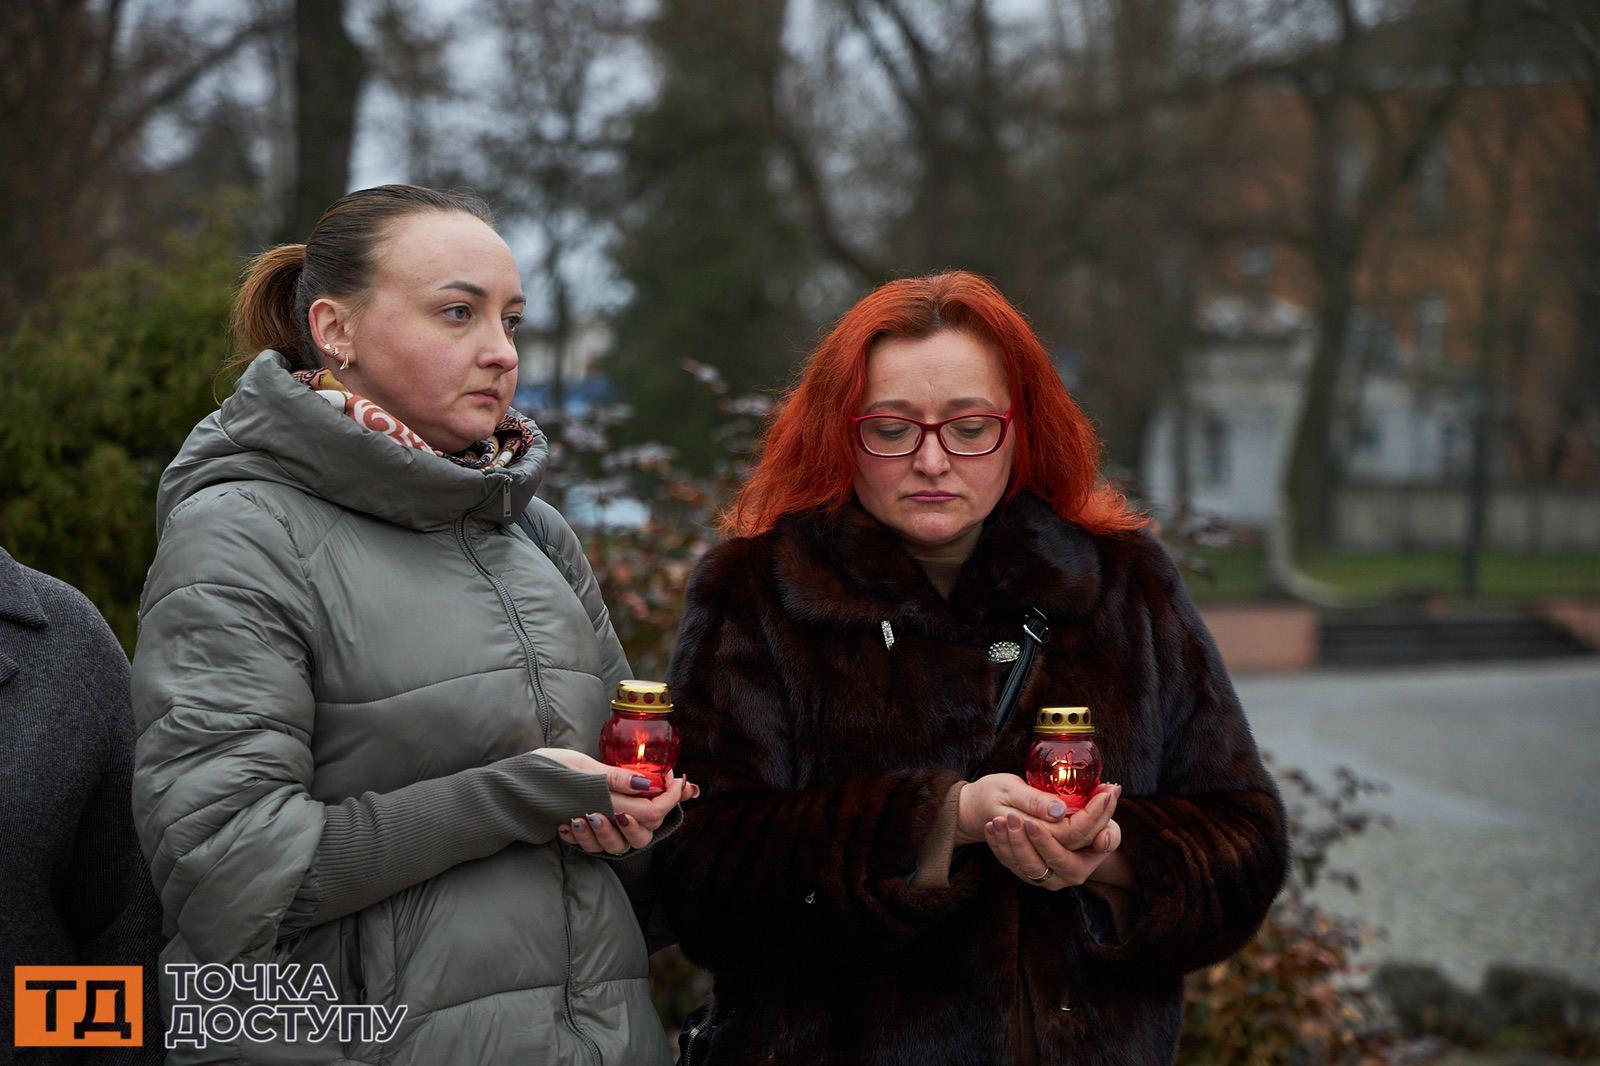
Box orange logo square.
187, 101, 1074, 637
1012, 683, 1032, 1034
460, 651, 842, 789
13, 966, 143, 1047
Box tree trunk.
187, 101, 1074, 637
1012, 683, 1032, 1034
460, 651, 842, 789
544, 237, 571, 413
1461, 326, 1497, 595
1170, 367, 1192, 518
283, 0, 365, 241
1283, 84, 1357, 557
1285, 263, 1354, 554
1095, 394, 1156, 487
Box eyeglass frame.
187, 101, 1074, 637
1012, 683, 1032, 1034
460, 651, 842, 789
848, 409, 1014, 458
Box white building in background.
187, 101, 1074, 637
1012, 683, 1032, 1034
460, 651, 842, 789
510, 318, 652, 529
512, 318, 614, 413
1140, 294, 1475, 531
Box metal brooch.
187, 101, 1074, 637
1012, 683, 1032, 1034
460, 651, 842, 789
987, 641, 1021, 663
881, 620, 896, 650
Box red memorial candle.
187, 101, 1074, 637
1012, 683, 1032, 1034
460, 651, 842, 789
1025, 706, 1102, 812
599, 680, 679, 794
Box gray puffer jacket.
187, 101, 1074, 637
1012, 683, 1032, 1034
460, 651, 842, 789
130, 352, 672, 1065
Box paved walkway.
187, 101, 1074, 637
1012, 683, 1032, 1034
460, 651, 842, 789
1237, 658, 1600, 991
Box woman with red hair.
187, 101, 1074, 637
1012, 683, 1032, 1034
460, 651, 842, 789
656, 271, 1287, 1064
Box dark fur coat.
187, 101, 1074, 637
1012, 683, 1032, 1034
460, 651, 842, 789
654, 493, 1288, 1065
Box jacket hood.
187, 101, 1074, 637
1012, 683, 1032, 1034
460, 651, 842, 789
156, 351, 549, 532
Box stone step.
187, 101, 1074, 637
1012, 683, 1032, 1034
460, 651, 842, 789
1317, 613, 1595, 666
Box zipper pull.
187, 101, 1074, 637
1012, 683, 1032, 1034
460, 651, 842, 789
501, 478, 513, 520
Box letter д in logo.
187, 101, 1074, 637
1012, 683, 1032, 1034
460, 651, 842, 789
13, 967, 143, 1047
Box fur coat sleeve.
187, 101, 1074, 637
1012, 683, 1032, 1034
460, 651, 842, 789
1068, 536, 1288, 980
654, 539, 979, 975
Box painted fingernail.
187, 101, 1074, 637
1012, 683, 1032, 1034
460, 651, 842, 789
1006, 814, 1021, 830
984, 821, 997, 834
630, 775, 651, 790
615, 812, 633, 827
1025, 821, 1041, 836
1048, 801, 1066, 818
1101, 829, 1114, 850
571, 817, 586, 830
557, 825, 571, 835
1115, 784, 1124, 798
587, 813, 606, 828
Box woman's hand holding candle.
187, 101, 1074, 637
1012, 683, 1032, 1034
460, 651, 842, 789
983, 782, 1129, 891
954, 773, 1074, 846
533, 747, 699, 855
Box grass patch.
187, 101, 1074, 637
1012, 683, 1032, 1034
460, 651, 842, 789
1174, 544, 1600, 602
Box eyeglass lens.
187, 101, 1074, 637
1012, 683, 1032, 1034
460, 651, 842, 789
859, 416, 1004, 456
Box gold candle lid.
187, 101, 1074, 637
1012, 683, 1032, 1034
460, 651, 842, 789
612, 679, 673, 714
1035, 706, 1093, 734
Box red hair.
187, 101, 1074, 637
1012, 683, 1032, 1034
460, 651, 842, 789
723, 270, 1147, 537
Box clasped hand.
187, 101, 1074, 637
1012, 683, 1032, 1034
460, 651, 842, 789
532, 748, 698, 856
956, 774, 1122, 891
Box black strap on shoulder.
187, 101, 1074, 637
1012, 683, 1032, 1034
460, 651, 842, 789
514, 509, 551, 560
968, 606, 1052, 777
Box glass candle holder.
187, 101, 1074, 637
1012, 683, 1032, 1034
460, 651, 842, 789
598, 680, 679, 794
1025, 706, 1101, 812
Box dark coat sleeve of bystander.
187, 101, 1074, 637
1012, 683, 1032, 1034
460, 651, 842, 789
1, 547, 166, 1064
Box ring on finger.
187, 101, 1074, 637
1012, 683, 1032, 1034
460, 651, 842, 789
1026, 867, 1055, 883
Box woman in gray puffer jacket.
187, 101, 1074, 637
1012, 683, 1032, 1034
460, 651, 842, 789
131, 185, 686, 1065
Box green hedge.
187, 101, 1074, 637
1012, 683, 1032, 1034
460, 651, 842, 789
0, 227, 239, 651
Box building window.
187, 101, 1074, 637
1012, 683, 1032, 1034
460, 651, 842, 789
1352, 418, 1382, 456
1415, 294, 1449, 365
1337, 139, 1368, 211
1439, 419, 1468, 475
1051, 343, 1082, 390
1415, 140, 1449, 226
1201, 415, 1230, 487
1238, 245, 1274, 281
1348, 307, 1398, 370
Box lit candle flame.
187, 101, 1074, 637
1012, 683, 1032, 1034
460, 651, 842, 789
636, 741, 647, 762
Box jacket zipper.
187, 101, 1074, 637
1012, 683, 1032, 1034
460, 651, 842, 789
454, 481, 604, 1065
455, 512, 554, 742
680, 1018, 706, 1066
681, 1001, 716, 1066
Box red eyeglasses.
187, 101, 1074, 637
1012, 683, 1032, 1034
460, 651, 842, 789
849, 410, 1013, 457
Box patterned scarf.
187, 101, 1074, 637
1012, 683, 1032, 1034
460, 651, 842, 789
292, 369, 537, 471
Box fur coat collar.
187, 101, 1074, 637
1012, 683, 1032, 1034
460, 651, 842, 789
771, 492, 1102, 639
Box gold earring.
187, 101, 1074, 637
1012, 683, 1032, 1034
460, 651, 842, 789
340, 352, 350, 371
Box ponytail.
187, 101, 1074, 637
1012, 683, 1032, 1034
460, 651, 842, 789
227, 243, 310, 380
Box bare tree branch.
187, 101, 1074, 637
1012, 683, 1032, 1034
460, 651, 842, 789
93, 17, 270, 167
775, 117, 887, 282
